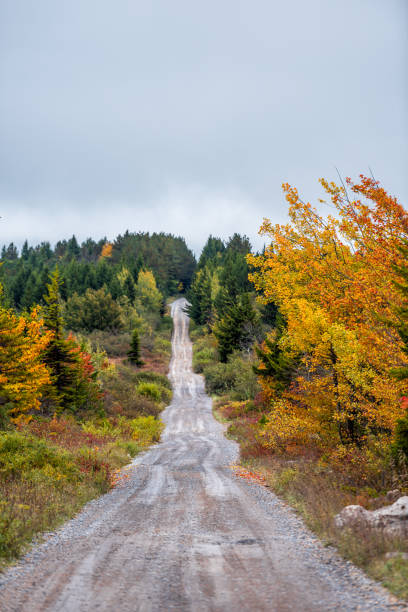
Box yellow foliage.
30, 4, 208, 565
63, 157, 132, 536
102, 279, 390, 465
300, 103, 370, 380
0, 304, 52, 421
249, 175, 408, 447
135, 269, 163, 312
100, 242, 113, 258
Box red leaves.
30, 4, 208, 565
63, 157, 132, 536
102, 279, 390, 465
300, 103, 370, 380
230, 464, 267, 486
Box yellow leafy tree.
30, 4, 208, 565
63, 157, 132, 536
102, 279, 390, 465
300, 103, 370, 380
249, 175, 408, 449
100, 242, 113, 259
0, 302, 52, 424
135, 269, 163, 313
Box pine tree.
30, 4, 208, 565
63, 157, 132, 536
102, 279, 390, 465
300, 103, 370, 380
253, 321, 298, 395
390, 242, 408, 456
215, 293, 259, 362
127, 329, 144, 367
21, 240, 29, 260
124, 274, 136, 302
42, 268, 79, 410
186, 268, 213, 327
391, 241, 408, 380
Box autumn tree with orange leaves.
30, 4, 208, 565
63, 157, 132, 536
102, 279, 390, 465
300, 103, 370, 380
249, 175, 408, 451
0, 299, 52, 426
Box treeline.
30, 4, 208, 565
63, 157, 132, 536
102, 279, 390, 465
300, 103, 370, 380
0, 231, 196, 310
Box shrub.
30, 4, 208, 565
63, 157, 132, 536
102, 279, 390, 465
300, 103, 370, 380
134, 370, 171, 390
203, 352, 259, 400
136, 382, 161, 403
101, 365, 161, 418
154, 336, 171, 357
192, 334, 217, 373
0, 432, 79, 482
129, 415, 163, 445
87, 331, 131, 357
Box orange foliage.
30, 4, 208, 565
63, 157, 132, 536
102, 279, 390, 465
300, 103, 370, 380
249, 175, 408, 449
100, 242, 113, 259
0, 305, 52, 423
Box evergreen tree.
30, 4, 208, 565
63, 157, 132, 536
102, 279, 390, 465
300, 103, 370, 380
21, 240, 29, 260
124, 274, 136, 302
186, 268, 213, 327
127, 329, 144, 367
20, 272, 37, 310
214, 293, 259, 362
253, 322, 298, 395
42, 268, 80, 410
197, 236, 225, 269
67, 235, 80, 259
390, 242, 408, 457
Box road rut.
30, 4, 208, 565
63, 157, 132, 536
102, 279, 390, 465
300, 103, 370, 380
0, 298, 404, 611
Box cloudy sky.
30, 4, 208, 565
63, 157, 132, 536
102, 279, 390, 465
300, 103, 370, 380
0, 0, 407, 254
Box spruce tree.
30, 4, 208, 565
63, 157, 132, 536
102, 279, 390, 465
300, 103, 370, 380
124, 274, 136, 302
128, 329, 144, 367
253, 321, 298, 395
390, 242, 408, 456
186, 268, 213, 328
215, 293, 258, 362
42, 268, 79, 410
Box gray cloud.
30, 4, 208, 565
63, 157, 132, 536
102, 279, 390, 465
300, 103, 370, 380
1, 0, 407, 253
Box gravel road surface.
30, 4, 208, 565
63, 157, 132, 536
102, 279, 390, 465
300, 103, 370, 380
0, 298, 405, 611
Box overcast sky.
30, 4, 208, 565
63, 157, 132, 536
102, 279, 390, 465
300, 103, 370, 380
0, 0, 407, 254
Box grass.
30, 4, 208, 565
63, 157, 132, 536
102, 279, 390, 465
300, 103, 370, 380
0, 412, 163, 568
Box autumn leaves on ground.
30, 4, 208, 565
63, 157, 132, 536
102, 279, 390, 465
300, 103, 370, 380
1, 175, 408, 600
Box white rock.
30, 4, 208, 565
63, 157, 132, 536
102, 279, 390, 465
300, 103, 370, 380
384, 552, 408, 561
334, 505, 371, 529
334, 496, 408, 538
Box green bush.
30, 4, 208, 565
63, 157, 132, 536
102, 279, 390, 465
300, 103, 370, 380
154, 336, 172, 357
203, 362, 236, 395
0, 432, 79, 482
101, 365, 162, 418
129, 415, 163, 445
134, 370, 171, 389
87, 330, 131, 357
114, 440, 141, 458
192, 334, 218, 373
159, 315, 173, 333
203, 352, 259, 400
136, 382, 161, 403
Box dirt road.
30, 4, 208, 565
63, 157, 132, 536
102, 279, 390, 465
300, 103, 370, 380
0, 298, 403, 611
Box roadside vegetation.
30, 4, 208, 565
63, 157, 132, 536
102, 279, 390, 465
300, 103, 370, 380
189, 176, 408, 600
0, 232, 191, 568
